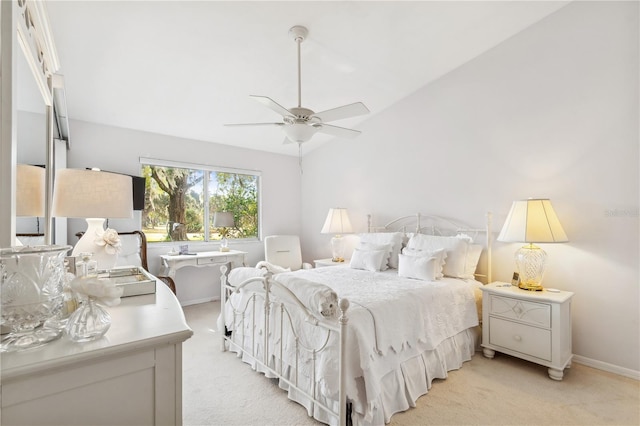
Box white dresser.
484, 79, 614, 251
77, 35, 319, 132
0, 281, 193, 425
480, 282, 574, 380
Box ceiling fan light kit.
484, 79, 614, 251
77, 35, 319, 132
226, 25, 369, 145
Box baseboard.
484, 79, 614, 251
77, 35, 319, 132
180, 296, 220, 307
572, 355, 640, 380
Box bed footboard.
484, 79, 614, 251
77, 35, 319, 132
220, 265, 350, 425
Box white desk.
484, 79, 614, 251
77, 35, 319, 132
160, 250, 247, 280
0, 281, 193, 425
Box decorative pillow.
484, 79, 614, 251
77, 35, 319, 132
350, 248, 387, 272
358, 232, 404, 269
463, 244, 483, 280
398, 253, 438, 281
402, 247, 446, 279
357, 242, 392, 271
406, 234, 472, 279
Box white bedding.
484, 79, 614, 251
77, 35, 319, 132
223, 265, 480, 424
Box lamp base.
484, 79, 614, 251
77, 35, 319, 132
330, 235, 346, 264
518, 280, 544, 291
220, 237, 230, 252
72, 218, 118, 271
515, 243, 547, 292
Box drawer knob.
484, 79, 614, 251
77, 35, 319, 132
513, 335, 522, 342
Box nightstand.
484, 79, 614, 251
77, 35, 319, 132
480, 282, 574, 380
314, 258, 349, 268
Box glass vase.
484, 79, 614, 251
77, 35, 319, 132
65, 296, 111, 342
1, 245, 71, 352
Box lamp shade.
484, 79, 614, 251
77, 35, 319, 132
321, 208, 353, 234
16, 164, 45, 217
213, 212, 235, 228
52, 169, 133, 219
498, 199, 568, 244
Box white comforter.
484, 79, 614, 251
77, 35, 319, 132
225, 265, 479, 422
278, 267, 478, 413
278, 266, 478, 353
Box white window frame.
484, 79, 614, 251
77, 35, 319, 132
139, 157, 262, 243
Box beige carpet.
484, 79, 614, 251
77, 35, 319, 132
182, 302, 639, 426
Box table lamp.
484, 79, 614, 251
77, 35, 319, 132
16, 164, 46, 236
498, 198, 568, 291
321, 208, 353, 262
213, 212, 235, 252
52, 169, 133, 270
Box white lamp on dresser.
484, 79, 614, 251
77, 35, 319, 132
52, 168, 133, 270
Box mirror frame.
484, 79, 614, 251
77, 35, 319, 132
1, 0, 61, 246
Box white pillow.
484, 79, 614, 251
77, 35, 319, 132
350, 248, 387, 272
402, 247, 446, 279
357, 242, 391, 271
463, 244, 483, 280
398, 253, 438, 281
406, 234, 472, 279
358, 232, 404, 269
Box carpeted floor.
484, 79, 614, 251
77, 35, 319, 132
182, 301, 639, 426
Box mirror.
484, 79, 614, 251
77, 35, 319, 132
12, 0, 68, 246
16, 46, 47, 238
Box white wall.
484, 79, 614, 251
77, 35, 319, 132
64, 119, 302, 305
301, 1, 639, 375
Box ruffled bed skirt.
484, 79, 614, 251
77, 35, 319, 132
228, 325, 480, 425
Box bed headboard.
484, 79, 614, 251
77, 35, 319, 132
367, 212, 493, 283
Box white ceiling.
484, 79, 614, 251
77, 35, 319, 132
22, 1, 569, 157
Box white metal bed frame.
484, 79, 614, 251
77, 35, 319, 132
220, 212, 492, 425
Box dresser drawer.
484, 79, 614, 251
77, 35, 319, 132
489, 317, 551, 361
489, 295, 550, 327
197, 256, 227, 265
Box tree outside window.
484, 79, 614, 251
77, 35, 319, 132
141, 163, 259, 243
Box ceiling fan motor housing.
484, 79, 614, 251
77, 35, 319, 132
289, 25, 308, 42
288, 107, 315, 120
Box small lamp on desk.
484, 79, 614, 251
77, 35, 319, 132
498, 198, 568, 291
213, 212, 235, 252
321, 208, 353, 262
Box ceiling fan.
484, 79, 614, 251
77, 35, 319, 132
226, 25, 369, 145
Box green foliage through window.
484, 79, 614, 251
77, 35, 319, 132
141, 162, 259, 243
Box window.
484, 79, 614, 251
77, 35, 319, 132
140, 158, 260, 243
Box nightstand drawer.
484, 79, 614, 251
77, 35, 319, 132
489, 317, 551, 361
197, 256, 227, 265
489, 295, 550, 327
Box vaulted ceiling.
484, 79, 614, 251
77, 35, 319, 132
20, 1, 569, 156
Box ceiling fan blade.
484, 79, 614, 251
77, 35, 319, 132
313, 102, 369, 123
250, 95, 292, 117
224, 122, 284, 127
314, 123, 361, 139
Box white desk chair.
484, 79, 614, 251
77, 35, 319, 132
264, 235, 312, 271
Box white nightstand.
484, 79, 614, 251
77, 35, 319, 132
480, 282, 574, 380
314, 258, 349, 268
